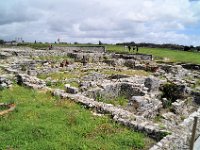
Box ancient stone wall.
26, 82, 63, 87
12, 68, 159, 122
53, 46, 106, 53
13, 50, 69, 57
114, 53, 153, 61
67, 52, 104, 62
150, 107, 200, 150
181, 63, 200, 71
16, 73, 169, 142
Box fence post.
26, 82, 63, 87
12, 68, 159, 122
190, 116, 198, 150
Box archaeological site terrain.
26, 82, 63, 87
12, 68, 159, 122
1, 45, 200, 149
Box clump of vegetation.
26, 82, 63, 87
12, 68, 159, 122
0, 68, 5, 75
163, 99, 173, 109
159, 131, 171, 139
160, 83, 185, 108
159, 124, 166, 130
0, 39, 5, 45
46, 81, 52, 87
194, 79, 200, 89
45, 80, 65, 89
0, 105, 9, 111
0, 85, 155, 149
67, 81, 79, 88
154, 114, 163, 123
38, 71, 82, 80
0, 98, 15, 111
96, 94, 129, 107
102, 69, 150, 77
20, 64, 27, 71
180, 115, 186, 121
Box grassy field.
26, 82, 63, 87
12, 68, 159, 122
17, 43, 100, 49
106, 45, 200, 64
16, 43, 200, 64
0, 85, 155, 150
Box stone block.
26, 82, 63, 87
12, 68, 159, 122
65, 84, 79, 94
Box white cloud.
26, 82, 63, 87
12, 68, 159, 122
0, 0, 200, 45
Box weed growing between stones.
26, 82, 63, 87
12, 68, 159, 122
154, 114, 163, 123
37, 71, 82, 80
20, 64, 27, 72
96, 94, 129, 107
0, 104, 8, 111
102, 69, 150, 77
160, 83, 186, 108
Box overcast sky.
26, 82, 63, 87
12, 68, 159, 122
0, 0, 200, 45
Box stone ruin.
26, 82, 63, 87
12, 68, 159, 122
0, 45, 200, 149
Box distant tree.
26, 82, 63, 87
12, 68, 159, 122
190, 45, 195, 51
99, 40, 102, 45
183, 46, 190, 51
0, 39, 4, 45
130, 41, 135, 46
34, 40, 37, 44
54, 41, 57, 44
74, 42, 78, 45
196, 46, 200, 52
57, 38, 60, 43
116, 41, 199, 52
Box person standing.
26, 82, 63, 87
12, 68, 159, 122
82, 56, 87, 66
132, 46, 135, 52
128, 45, 131, 52
136, 46, 139, 53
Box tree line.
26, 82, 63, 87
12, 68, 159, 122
116, 42, 200, 52
1, 39, 200, 52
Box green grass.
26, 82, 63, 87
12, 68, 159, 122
37, 70, 94, 89
154, 114, 162, 123
102, 69, 150, 77
0, 85, 155, 149
0, 105, 9, 111
196, 79, 200, 86
38, 69, 149, 90
46, 80, 65, 89
96, 95, 129, 107
106, 45, 200, 64
69, 81, 80, 88
17, 43, 50, 49
37, 70, 100, 81
18, 43, 200, 64
37, 71, 80, 80
0, 68, 5, 75
17, 43, 101, 49
46, 80, 79, 89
